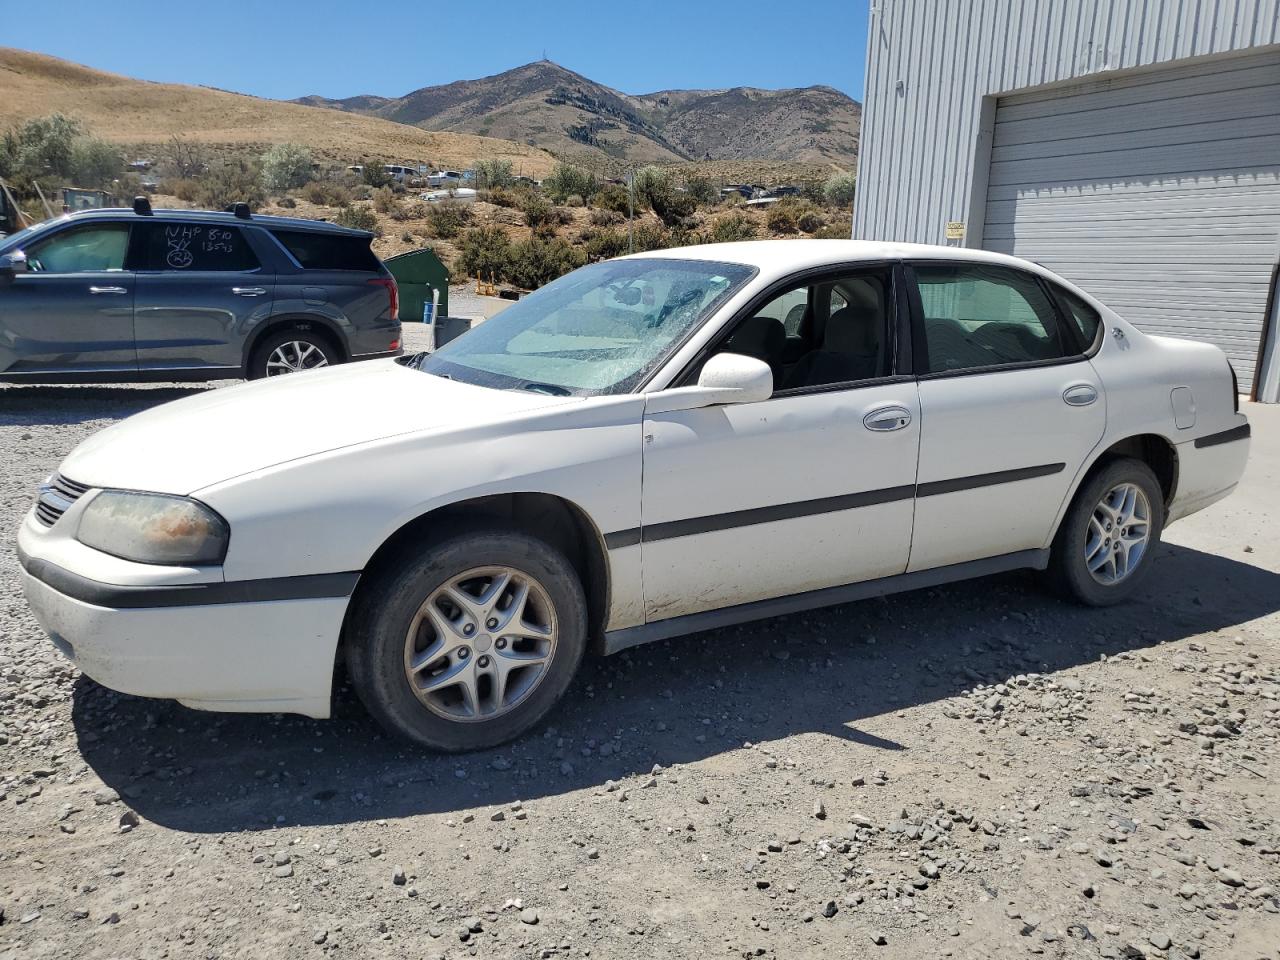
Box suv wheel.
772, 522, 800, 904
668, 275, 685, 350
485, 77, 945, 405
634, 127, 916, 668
248, 328, 340, 379
346, 529, 588, 751
1049, 457, 1165, 606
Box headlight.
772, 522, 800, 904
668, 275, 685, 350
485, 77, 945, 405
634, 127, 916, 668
76, 491, 229, 566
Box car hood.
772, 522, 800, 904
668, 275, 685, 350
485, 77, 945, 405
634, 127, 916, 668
59, 360, 575, 495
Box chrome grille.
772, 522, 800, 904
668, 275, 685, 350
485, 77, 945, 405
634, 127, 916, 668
34, 474, 92, 528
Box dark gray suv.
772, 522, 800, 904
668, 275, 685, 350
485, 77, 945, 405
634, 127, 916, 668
0, 204, 401, 382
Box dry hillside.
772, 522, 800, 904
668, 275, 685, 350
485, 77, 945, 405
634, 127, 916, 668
0, 48, 557, 175
296, 61, 860, 171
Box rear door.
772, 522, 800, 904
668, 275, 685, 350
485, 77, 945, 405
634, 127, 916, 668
0, 221, 136, 376
130, 220, 274, 374
904, 260, 1105, 572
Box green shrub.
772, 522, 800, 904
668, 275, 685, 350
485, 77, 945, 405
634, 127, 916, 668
684, 174, 718, 207
455, 225, 513, 281
392, 200, 427, 222
543, 163, 598, 203
277, 196, 297, 209
589, 208, 624, 226
472, 158, 514, 190
507, 236, 586, 289
164, 178, 201, 202
481, 187, 519, 208
400, 230, 414, 243
424, 200, 473, 238
193, 158, 265, 209
634, 166, 695, 226
334, 204, 379, 234
823, 172, 857, 209
631, 222, 671, 252
583, 228, 630, 261
372, 186, 399, 215
522, 194, 571, 230
260, 143, 314, 192
707, 211, 758, 243
811, 223, 851, 239
361, 160, 391, 188
765, 201, 799, 234
303, 181, 353, 206
591, 183, 631, 215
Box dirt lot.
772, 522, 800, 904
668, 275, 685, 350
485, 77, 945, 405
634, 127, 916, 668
1, 384, 1277, 960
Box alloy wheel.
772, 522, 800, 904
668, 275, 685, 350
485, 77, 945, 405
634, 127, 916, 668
402, 566, 558, 722
266, 340, 329, 376
1085, 481, 1151, 585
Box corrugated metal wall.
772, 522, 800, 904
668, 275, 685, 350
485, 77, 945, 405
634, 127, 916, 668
853, 0, 1280, 244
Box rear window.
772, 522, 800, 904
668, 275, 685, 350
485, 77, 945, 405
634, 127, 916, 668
271, 230, 381, 271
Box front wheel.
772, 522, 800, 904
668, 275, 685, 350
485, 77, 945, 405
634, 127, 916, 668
1049, 457, 1165, 606
345, 529, 588, 751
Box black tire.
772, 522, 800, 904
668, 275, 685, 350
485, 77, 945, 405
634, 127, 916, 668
1048, 457, 1165, 606
247, 328, 342, 380
345, 529, 588, 751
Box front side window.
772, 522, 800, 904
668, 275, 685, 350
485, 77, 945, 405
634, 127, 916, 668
417, 258, 755, 396
25, 224, 130, 274
707, 270, 892, 391
135, 222, 259, 272
914, 263, 1069, 373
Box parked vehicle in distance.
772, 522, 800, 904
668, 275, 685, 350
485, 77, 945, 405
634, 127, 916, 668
425, 170, 464, 188
18, 241, 1250, 751
0, 202, 401, 382
422, 188, 477, 204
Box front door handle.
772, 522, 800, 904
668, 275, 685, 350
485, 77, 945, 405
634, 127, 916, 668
89, 285, 128, 295
863, 404, 913, 432
1063, 383, 1099, 407
232, 286, 268, 297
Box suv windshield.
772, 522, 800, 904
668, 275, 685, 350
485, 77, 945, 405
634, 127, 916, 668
414, 258, 754, 395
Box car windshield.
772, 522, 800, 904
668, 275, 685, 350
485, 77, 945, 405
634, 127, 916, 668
413, 258, 755, 395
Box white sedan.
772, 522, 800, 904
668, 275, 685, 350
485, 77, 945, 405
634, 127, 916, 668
19, 241, 1251, 750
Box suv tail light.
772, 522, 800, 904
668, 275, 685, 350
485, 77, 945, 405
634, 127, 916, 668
369, 277, 399, 322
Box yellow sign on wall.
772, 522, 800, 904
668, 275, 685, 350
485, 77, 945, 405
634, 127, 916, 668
944, 221, 966, 241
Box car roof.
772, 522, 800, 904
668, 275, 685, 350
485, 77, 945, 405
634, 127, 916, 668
48, 207, 373, 238
627, 239, 1058, 284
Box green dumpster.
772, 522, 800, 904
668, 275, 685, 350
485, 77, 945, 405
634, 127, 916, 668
384, 248, 450, 323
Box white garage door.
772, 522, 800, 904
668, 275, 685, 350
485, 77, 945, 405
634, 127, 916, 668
983, 49, 1280, 397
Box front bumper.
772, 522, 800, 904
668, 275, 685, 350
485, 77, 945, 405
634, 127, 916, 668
19, 553, 351, 719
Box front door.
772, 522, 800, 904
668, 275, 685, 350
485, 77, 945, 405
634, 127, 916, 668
130, 220, 274, 373
904, 261, 1106, 572
0, 221, 136, 376
640, 265, 921, 622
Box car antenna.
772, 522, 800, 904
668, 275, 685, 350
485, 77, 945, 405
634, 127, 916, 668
228, 202, 252, 220
133, 196, 153, 216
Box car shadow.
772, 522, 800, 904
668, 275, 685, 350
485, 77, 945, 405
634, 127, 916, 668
0, 384, 218, 424
70, 542, 1278, 834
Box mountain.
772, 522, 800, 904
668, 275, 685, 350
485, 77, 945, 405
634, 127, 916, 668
0, 49, 558, 175
295, 61, 860, 169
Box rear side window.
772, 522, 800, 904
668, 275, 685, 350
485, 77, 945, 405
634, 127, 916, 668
913, 263, 1070, 373
135, 222, 260, 272
271, 230, 381, 271
1054, 286, 1103, 349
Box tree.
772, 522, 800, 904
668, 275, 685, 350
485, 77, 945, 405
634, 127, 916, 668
633, 166, 694, 226
823, 172, 857, 209
473, 158, 514, 190
68, 138, 122, 188
260, 143, 314, 192
165, 134, 207, 178
4, 114, 82, 181
362, 159, 392, 188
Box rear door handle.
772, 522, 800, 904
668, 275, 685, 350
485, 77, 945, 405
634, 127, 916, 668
1063, 383, 1099, 406
863, 404, 913, 432
232, 286, 268, 297
89, 285, 128, 295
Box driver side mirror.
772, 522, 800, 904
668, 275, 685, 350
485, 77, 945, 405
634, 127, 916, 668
0, 251, 28, 282
645, 352, 774, 414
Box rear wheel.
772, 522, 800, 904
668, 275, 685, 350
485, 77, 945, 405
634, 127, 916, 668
346, 529, 587, 751
248, 328, 340, 379
1049, 457, 1164, 606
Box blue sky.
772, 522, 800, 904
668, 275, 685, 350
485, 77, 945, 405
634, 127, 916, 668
6, 0, 868, 101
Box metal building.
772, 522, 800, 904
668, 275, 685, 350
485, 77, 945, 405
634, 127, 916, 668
853, 0, 1280, 401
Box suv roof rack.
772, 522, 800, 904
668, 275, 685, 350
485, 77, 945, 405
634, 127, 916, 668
228, 202, 252, 220
133, 196, 153, 216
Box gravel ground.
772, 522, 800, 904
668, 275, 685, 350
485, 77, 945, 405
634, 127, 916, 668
1, 381, 1277, 960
